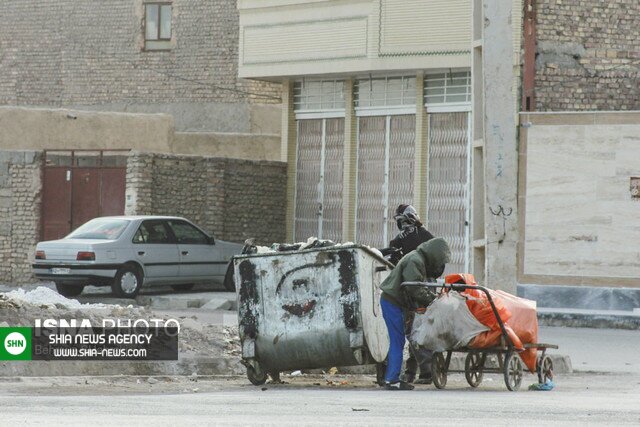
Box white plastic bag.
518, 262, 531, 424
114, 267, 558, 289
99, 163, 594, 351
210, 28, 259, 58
410, 292, 489, 351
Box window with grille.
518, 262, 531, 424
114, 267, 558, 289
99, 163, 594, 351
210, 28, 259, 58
355, 76, 416, 108
145, 3, 172, 51
424, 71, 471, 105
293, 80, 346, 112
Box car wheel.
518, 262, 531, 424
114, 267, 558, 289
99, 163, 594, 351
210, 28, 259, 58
223, 262, 235, 292
170, 284, 195, 292
54, 282, 85, 298
112, 264, 143, 298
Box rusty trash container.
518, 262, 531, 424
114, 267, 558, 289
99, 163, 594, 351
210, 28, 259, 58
233, 244, 391, 385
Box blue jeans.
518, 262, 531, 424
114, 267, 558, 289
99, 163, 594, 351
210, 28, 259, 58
380, 297, 405, 383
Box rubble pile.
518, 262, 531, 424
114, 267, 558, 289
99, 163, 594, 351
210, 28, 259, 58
0, 287, 243, 373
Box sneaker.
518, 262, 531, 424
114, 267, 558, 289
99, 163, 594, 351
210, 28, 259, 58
414, 376, 432, 385
385, 381, 414, 391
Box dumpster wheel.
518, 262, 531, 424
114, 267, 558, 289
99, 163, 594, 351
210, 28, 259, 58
246, 363, 268, 386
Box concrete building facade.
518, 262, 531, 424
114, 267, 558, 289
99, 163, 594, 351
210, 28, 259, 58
239, 0, 523, 288
240, 0, 640, 295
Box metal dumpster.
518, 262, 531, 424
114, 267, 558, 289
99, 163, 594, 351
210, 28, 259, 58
233, 244, 391, 385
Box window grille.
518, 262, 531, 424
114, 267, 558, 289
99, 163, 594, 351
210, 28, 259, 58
293, 80, 345, 112
355, 76, 416, 108
424, 71, 471, 105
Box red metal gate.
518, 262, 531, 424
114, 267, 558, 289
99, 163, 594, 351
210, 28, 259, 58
41, 150, 128, 241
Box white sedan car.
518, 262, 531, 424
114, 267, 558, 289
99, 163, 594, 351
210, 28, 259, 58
32, 216, 243, 298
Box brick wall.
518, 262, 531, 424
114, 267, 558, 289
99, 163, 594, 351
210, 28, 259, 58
0, 151, 42, 284
535, 0, 640, 111
125, 152, 287, 245
0, 0, 280, 131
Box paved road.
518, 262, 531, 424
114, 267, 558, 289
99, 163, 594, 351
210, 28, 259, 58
540, 326, 640, 374
1, 372, 639, 426
2, 284, 639, 425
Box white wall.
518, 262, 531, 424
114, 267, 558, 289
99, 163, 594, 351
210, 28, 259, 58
520, 112, 640, 287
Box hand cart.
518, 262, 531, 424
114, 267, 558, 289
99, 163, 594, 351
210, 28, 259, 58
401, 282, 558, 391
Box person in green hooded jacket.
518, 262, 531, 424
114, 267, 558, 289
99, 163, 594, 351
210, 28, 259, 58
379, 237, 451, 390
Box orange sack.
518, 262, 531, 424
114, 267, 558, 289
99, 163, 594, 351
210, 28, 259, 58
445, 274, 539, 373
493, 290, 539, 373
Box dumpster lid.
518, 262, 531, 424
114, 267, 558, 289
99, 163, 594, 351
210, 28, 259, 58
233, 244, 393, 268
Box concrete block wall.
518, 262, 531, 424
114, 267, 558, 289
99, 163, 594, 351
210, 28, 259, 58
125, 152, 287, 245
172, 132, 281, 161
221, 160, 286, 244
0, 149, 285, 285
535, 0, 640, 111
0, 151, 42, 284
0, 0, 281, 132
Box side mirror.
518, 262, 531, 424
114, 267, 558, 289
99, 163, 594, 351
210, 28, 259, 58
208, 236, 216, 245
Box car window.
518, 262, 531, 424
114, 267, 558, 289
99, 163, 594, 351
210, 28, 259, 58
168, 220, 209, 245
67, 219, 130, 240
133, 221, 172, 244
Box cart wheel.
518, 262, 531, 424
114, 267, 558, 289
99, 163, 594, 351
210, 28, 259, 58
537, 355, 554, 384
376, 362, 387, 387
465, 351, 484, 388
432, 352, 448, 389
504, 352, 524, 391
246, 363, 268, 386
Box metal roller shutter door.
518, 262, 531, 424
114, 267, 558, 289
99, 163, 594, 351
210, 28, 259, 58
356, 114, 415, 248
295, 120, 323, 242
294, 118, 344, 242
427, 112, 470, 275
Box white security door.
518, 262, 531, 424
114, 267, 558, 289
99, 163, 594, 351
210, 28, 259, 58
426, 112, 471, 275
294, 118, 344, 242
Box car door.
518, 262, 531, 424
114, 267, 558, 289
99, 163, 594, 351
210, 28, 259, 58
166, 219, 224, 281
132, 220, 180, 282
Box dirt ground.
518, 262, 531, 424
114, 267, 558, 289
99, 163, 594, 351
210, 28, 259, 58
0, 287, 242, 370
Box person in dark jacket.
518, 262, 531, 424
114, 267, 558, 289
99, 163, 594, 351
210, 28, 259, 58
379, 238, 451, 390
389, 204, 434, 265
388, 204, 436, 384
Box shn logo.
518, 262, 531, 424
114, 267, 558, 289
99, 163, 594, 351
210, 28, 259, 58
4, 332, 26, 355
0, 327, 32, 360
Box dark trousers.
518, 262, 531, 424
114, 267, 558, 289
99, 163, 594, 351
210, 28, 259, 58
405, 345, 433, 379
404, 311, 433, 379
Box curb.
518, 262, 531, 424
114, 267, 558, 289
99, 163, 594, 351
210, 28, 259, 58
1, 354, 572, 378
538, 311, 640, 330
0, 356, 244, 377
